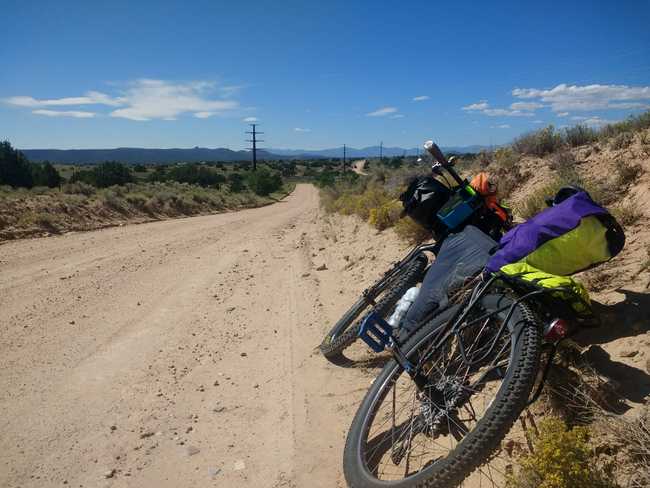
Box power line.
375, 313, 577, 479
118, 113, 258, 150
245, 124, 264, 171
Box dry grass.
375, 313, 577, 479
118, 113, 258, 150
612, 199, 643, 227
0, 181, 294, 241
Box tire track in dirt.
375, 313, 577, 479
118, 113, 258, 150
0, 183, 412, 488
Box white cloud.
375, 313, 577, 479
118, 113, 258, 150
512, 83, 650, 112
533, 120, 544, 124
366, 106, 398, 117
482, 108, 534, 117
4, 79, 240, 121
412, 95, 429, 101
390, 114, 405, 119
243, 116, 258, 122
491, 124, 511, 129
462, 101, 489, 111
32, 109, 96, 118
294, 127, 311, 132
570, 115, 617, 127
109, 79, 238, 121
463, 100, 534, 117
4, 91, 123, 107
557, 112, 569, 117
509, 102, 543, 111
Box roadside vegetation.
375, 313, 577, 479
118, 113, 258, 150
0, 140, 299, 240
319, 110, 650, 243
317, 112, 650, 487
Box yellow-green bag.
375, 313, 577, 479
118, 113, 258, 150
500, 262, 591, 316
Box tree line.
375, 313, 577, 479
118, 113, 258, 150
1, 141, 285, 196
0, 141, 62, 188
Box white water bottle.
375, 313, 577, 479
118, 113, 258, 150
387, 287, 420, 328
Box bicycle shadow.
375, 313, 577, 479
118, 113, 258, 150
571, 288, 650, 406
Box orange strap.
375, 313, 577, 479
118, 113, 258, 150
470, 173, 508, 222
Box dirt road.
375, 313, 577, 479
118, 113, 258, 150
0, 184, 409, 488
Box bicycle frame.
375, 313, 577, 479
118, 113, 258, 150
360, 272, 570, 405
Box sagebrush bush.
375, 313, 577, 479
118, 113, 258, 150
394, 216, 430, 243
507, 417, 617, 488
368, 200, 401, 231
516, 167, 611, 219
62, 181, 96, 196
615, 161, 643, 187
564, 125, 597, 147
494, 147, 518, 170
549, 151, 577, 172
610, 132, 633, 150
101, 190, 127, 213
513, 126, 563, 156
17, 211, 61, 232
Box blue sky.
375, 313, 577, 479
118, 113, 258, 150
1, 0, 649, 150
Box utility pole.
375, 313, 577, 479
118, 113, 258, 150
342, 144, 347, 171
245, 124, 264, 171
379, 141, 383, 162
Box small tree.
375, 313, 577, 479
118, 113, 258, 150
0, 140, 34, 188
93, 161, 133, 187
246, 168, 283, 196
228, 172, 246, 193
32, 161, 63, 187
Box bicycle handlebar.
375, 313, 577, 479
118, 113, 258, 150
424, 140, 465, 186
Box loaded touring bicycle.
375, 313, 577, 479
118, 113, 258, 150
321, 141, 625, 487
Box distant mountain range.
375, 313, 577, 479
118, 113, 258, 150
21, 144, 490, 164
21, 147, 277, 164
268, 145, 490, 158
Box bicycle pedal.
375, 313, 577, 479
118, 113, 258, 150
358, 312, 393, 353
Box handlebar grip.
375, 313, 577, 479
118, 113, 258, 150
423, 141, 448, 166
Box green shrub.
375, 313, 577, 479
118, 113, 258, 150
615, 161, 642, 187
610, 132, 633, 150
62, 181, 96, 196
102, 190, 127, 213
165, 163, 226, 187
228, 172, 246, 192
564, 125, 597, 147
246, 168, 283, 196
394, 216, 430, 243
507, 417, 617, 488
368, 200, 401, 231
494, 147, 518, 170
516, 167, 611, 219
513, 126, 563, 156
17, 211, 61, 232
70, 161, 133, 188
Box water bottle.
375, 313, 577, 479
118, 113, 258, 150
387, 287, 420, 328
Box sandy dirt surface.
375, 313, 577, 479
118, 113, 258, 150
3, 179, 649, 488
0, 183, 410, 488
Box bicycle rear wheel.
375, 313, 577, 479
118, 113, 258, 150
320, 254, 428, 365
343, 294, 541, 487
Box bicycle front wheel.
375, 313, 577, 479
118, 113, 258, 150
343, 294, 541, 488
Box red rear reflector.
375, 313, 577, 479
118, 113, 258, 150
544, 319, 569, 342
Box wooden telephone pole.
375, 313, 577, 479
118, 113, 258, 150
379, 141, 383, 162
246, 124, 264, 171
343, 144, 347, 171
